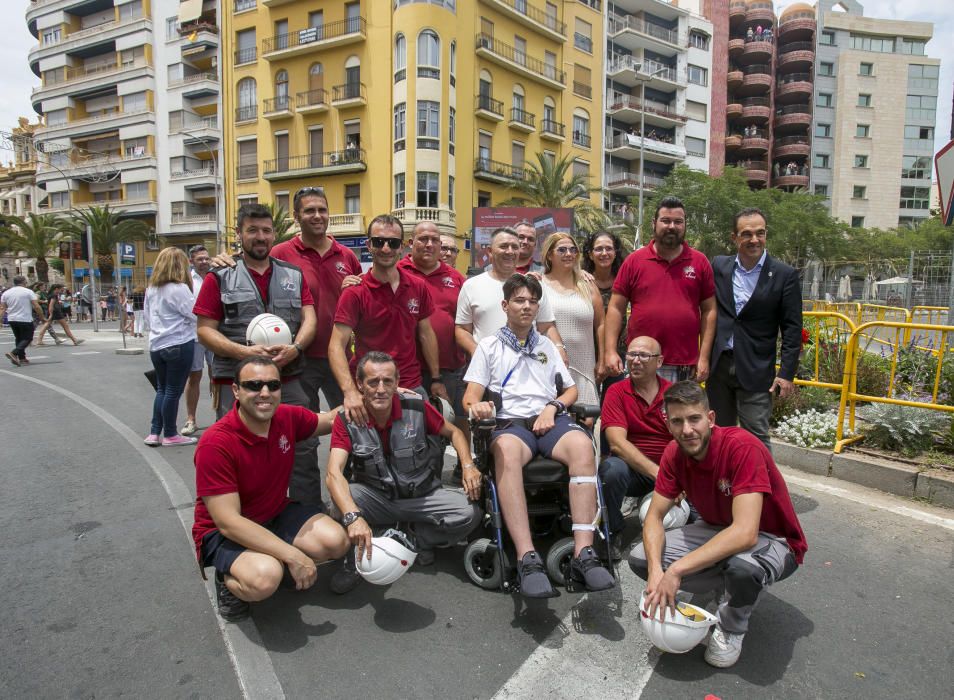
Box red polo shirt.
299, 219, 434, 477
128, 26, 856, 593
656, 426, 807, 564
334, 269, 434, 389
601, 376, 673, 464
191, 403, 319, 561
612, 241, 714, 366
397, 257, 466, 370
271, 236, 361, 359
330, 393, 444, 452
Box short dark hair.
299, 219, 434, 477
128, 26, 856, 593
663, 380, 709, 412
366, 214, 403, 238
234, 356, 280, 382
236, 203, 273, 231
654, 196, 686, 220
513, 220, 534, 231
356, 351, 398, 381
732, 207, 766, 234
503, 273, 542, 302
293, 186, 328, 214
188, 245, 208, 258
12, 275, 26, 286
581, 230, 624, 276
490, 226, 517, 241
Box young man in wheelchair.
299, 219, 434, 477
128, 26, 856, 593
463, 274, 615, 598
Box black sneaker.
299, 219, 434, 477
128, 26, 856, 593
215, 573, 250, 621
329, 554, 361, 595
569, 546, 615, 592
518, 551, 558, 599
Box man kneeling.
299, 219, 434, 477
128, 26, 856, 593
326, 351, 482, 593
464, 274, 614, 598
631, 381, 807, 667
193, 357, 350, 621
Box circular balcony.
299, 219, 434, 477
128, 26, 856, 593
741, 72, 773, 95
730, 2, 747, 27
776, 76, 813, 103
745, 167, 770, 186
741, 103, 771, 123
725, 134, 743, 150
727, 102, 743, 119
773, 174, 809, 189
778, 6, 816, 41
773, 137, 811, 158
777, 44, 814, 72
728, 38, 745, 56
743, 40, 774, 62
775, 107, 812, 131
727, 70, 744, 89
740, 136, 769, 155
746, 3, 776, 26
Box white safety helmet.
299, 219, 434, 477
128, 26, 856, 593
246, 313, 292, 347
638, 592, 718, 653
638, 493, 691, 530
430, 395, 456, 424
355, 529, 418, 585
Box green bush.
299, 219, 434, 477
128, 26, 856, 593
771, 385, 838, 426
859, 401, 951, 458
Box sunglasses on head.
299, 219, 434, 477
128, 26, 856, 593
295, 186, 325, 198
370, 236, 403, 249
239, 379, 282, 392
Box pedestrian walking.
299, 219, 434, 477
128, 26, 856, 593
131, 285, 146, 337
32, 282, 63, 345
37, 284, 85, 347
1, 276, 46, 366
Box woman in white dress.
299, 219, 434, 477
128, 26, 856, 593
540, 232, 605, 407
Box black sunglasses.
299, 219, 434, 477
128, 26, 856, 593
239, 379, 282, 392
369, 236, 403, 249
295, 186, 326, 198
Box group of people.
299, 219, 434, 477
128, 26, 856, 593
1, 278, 86, 365
745, 25, 774, 42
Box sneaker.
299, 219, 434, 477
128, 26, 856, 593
215, 573, 250, 621
620, 496, 640, 519
162, 434, 197, 446
569, 546, 615, 592
34, 342, 47, 347
73, 339, 85, 346
181, 420, 198, 436
704, 626, 745, 668
416, 549, 435, 566
143, 434, 161, 446
6, 352, 20, 366
517, 551, 557, 599
330, 556, 361, 595
54, 338, 67, 345
19, 357, 30, 365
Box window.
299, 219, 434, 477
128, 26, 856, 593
307, 62, 324, 95
851, 216, 865, 228
899, 186, 930, 210
477, 190, 491, 207
276, 192, 290, 213
685, 136, 706, 157
901, 155, 931, 179
119, 0, 142, 21
394, 34, 406, 82
512, 142, 525, 172
685, 100, 707, 122
237, 139, 258, 179
689, 31, 710, 50
165, 17, 178, 39
308, 128, 323, 166
572, 111, 589, 147
573, 64, 591, 98
901, 38, 926, 55
308, 10, 323, 33
236, 29, 256, 64
394, 174, 405, 209
512, 85, 525, 113
906, 94, 937, 122
46, 109, 67, 126
125, 181, 149, 200
813, 154, 830, 169
815, 123, 832, 137
237, 77, 257, 121
687, 65, 708, 86
478, 132, 491, 164
394, 103, 406, 151
856, 124, 870, 138
852, 185, 867, 199
514, 36, 527, 65
904, 125, 933, 150
49, 150, 69, 167
817, 93, 833, 108
571, 160, 589, 197
274, 132, 289, 171
908, 64, 939, 89
819, 62, 834, 76
449, 107, 455, 155
418, 30, 440, 79
42, 27, 61, 45
814, 184, 829, 197
820, 31, 835, 46
416, 172, 439, 208
344, 184, 360, 214
448, 175, 454, 210
859, 62, 874, 76
450, 41, 456, 86
417, 101, 440, 149
50, 191, 70, 208
574, 18, 592, 53
345, 58, 361, 94
544, 51, 557, 80
857, 93, 872, 107
274, 69, 289, 109
854, 154, 869, 168
345, 2, 360, 31
849, 34, 894, 53
124, 137, 147, 157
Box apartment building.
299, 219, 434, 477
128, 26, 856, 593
0, 118, 42, 220
221, 0, 603, 247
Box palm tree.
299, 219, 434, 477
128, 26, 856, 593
0, 212, 66, 283
264, 202, 297, 243
64, 205, 151, 283
499, 153, 610, 235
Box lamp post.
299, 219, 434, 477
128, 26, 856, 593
635, 65, 669, 248
179, 129, 221, 253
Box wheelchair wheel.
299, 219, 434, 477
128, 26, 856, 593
545, 537, 576, 586
464, 538, 502, 589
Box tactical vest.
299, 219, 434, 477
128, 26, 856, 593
210, 258, 304, 379
346, 395, 442, 499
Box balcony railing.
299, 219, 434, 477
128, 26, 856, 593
262, 17, 366, 54
572, 131, 591, 147
263, 150, 366, 176
641, 59, 680, 84
296, 88, 328, 108
173, 115, 219, 132
474, 157, 525, 180
236, 164, 258, 179
741, 97, 770, 107
778, 72, 812, 85
475, 33, 565, 84
495, 0, 566, 35
41, 58, 151, 88
510, 108, 535, 128
774, 135, 810, 147
264, 95, 292, 113
607, 171, 666, 189
235, 0, 256, 11
392, 206, 457, 227
778, 104, 811, 115
332, 82, 366, 102
574, 33, 593, 52
541, 119, 565, 137
609, 95, 687, 122
179, 21, 218, 36
172, 203, 216, 223
235, 105, 257, 122
235, 48, 257, 65
475, 94, 504, 117
779, 41, 814, 54
609, 15, 680, 46
170, 156, 215, 178
169, 71, 217, 88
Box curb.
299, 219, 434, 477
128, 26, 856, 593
774, 440, 954, 511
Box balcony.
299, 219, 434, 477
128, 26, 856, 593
744, 164, 769, 186
727, 69, 743, 89
475, 33, 565, 89
775, 105, 812, 131
746, 2, 776, 25
725, 134, 742, 150
33, 58, 153, 106
391, 206, 457, 235
331, 83, 366, 107
777, 42, 814, 72
474, 157, 525, 184
178, 21, 219, 55
729, 1, 747, 26
606, 171, 666, 195
173, 116, 220, 144
773, 174, 809, 189
572, 131, 591, 148
773, 136, 811, 158
726, 102, 743, 119
740, 97, 771, 123
778, 10, 815, 41
262, 18, 367, 59
605, 55, 681, 89
742, 40, 773, 62
263, 150, 367, 181
475, 94, 504, 121
607, 94, 687, 127
35, 151, 157, 185
171, 202, 216, 227
327, 213, 364, 237
728, 38, 745, 57
509, 108, 536, 133
263, 95, 294, 119
739, 134, 769, 155
28, 17, 151, 75
169, 71, 219, 98
479, 0, 567, 42
235, 105, 257, 123
608, 15, 682, 55
35, 108, 153, 139
170, 157, 216, 186
740, 69, 772, 95
606, 133, 686, 163
295, 88, 328, 114
776, 74, 812, 102
541, 119, 565, 141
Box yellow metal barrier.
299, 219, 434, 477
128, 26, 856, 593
795, 311, 857, 393
910, 307, 952, 353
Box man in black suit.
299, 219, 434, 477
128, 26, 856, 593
707, 208, 802, 448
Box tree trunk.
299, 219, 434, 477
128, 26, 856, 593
97, 253, 115, 285
35, 256, 50, 283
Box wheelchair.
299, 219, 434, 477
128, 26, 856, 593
462, 379, 615, 594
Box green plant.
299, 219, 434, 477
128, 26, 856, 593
774, 409, 838, 449
858, 401, 951, 457
771, 385, 838, 426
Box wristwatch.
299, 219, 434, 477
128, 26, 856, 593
342, 511, 363, 527
546, 400, 567, 414
292, 341, 304, 354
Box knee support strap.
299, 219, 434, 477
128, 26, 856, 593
569, 475, 601, 532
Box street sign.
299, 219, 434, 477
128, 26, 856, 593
59, 242, 82, 259
120, 243, 135, 264
935, 139, 954, 226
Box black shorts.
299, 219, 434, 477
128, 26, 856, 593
201, 501, 326, 576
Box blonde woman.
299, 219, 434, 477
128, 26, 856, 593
143, 247, 197, 446
541, 232, 605, 407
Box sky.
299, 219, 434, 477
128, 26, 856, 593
1, 2, 952, 165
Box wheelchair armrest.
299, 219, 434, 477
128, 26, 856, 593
569, 403, 601, 419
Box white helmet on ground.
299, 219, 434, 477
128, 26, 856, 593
430, 395, 455, 424
246, 313, 292, 346
639, 592, 718, 653
355, 529, 418, 585
638, 493, 691, 530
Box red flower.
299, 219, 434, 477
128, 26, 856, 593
801, 328, 810, 347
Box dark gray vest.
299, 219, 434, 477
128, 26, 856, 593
210, 258, 304, 379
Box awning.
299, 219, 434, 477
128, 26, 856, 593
178, 0, 203, 24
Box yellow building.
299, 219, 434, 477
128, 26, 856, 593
222, 0, 604, 255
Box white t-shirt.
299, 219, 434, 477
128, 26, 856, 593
190, 268, 206, 301
1, 286, 38, 322
144, 283, 197, 351
464, 333, 574, 419
455, 272, 556, 343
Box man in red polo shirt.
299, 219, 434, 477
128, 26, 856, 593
603, 196, 716, 384
598, 336, 672, 558
330, 214, 444, 426
631, 381, 807, 668
193, 356, 349, 621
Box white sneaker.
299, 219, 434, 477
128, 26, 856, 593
704, 626, 745, 668
620, 496, 639, 518
181, 420, 197, 436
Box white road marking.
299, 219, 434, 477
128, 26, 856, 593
27, 355, 49, 360
0, 370, 285, 700
71, 351, 101, 356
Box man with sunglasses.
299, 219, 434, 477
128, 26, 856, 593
439, 234, 460, 268
598, 336, 674, 559
193, 356, 349, 621
330, 214, 443, 426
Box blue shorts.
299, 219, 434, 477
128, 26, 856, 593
491, 413, 588, 458
201, 501, 325, 576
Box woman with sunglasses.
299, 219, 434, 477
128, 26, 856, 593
143, 247, 198, 446
540, 232, 605, 409
582, 231, 629, 395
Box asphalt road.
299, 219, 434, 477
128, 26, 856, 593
1, 324, 952, 699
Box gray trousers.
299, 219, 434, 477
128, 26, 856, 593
629, 520, 798, 634
300, 357, 344, 411
216, 378, 323, 505
706, 353, 773, 449
349, 483, 481, 550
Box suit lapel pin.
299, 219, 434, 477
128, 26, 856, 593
768, 271, 773, 278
